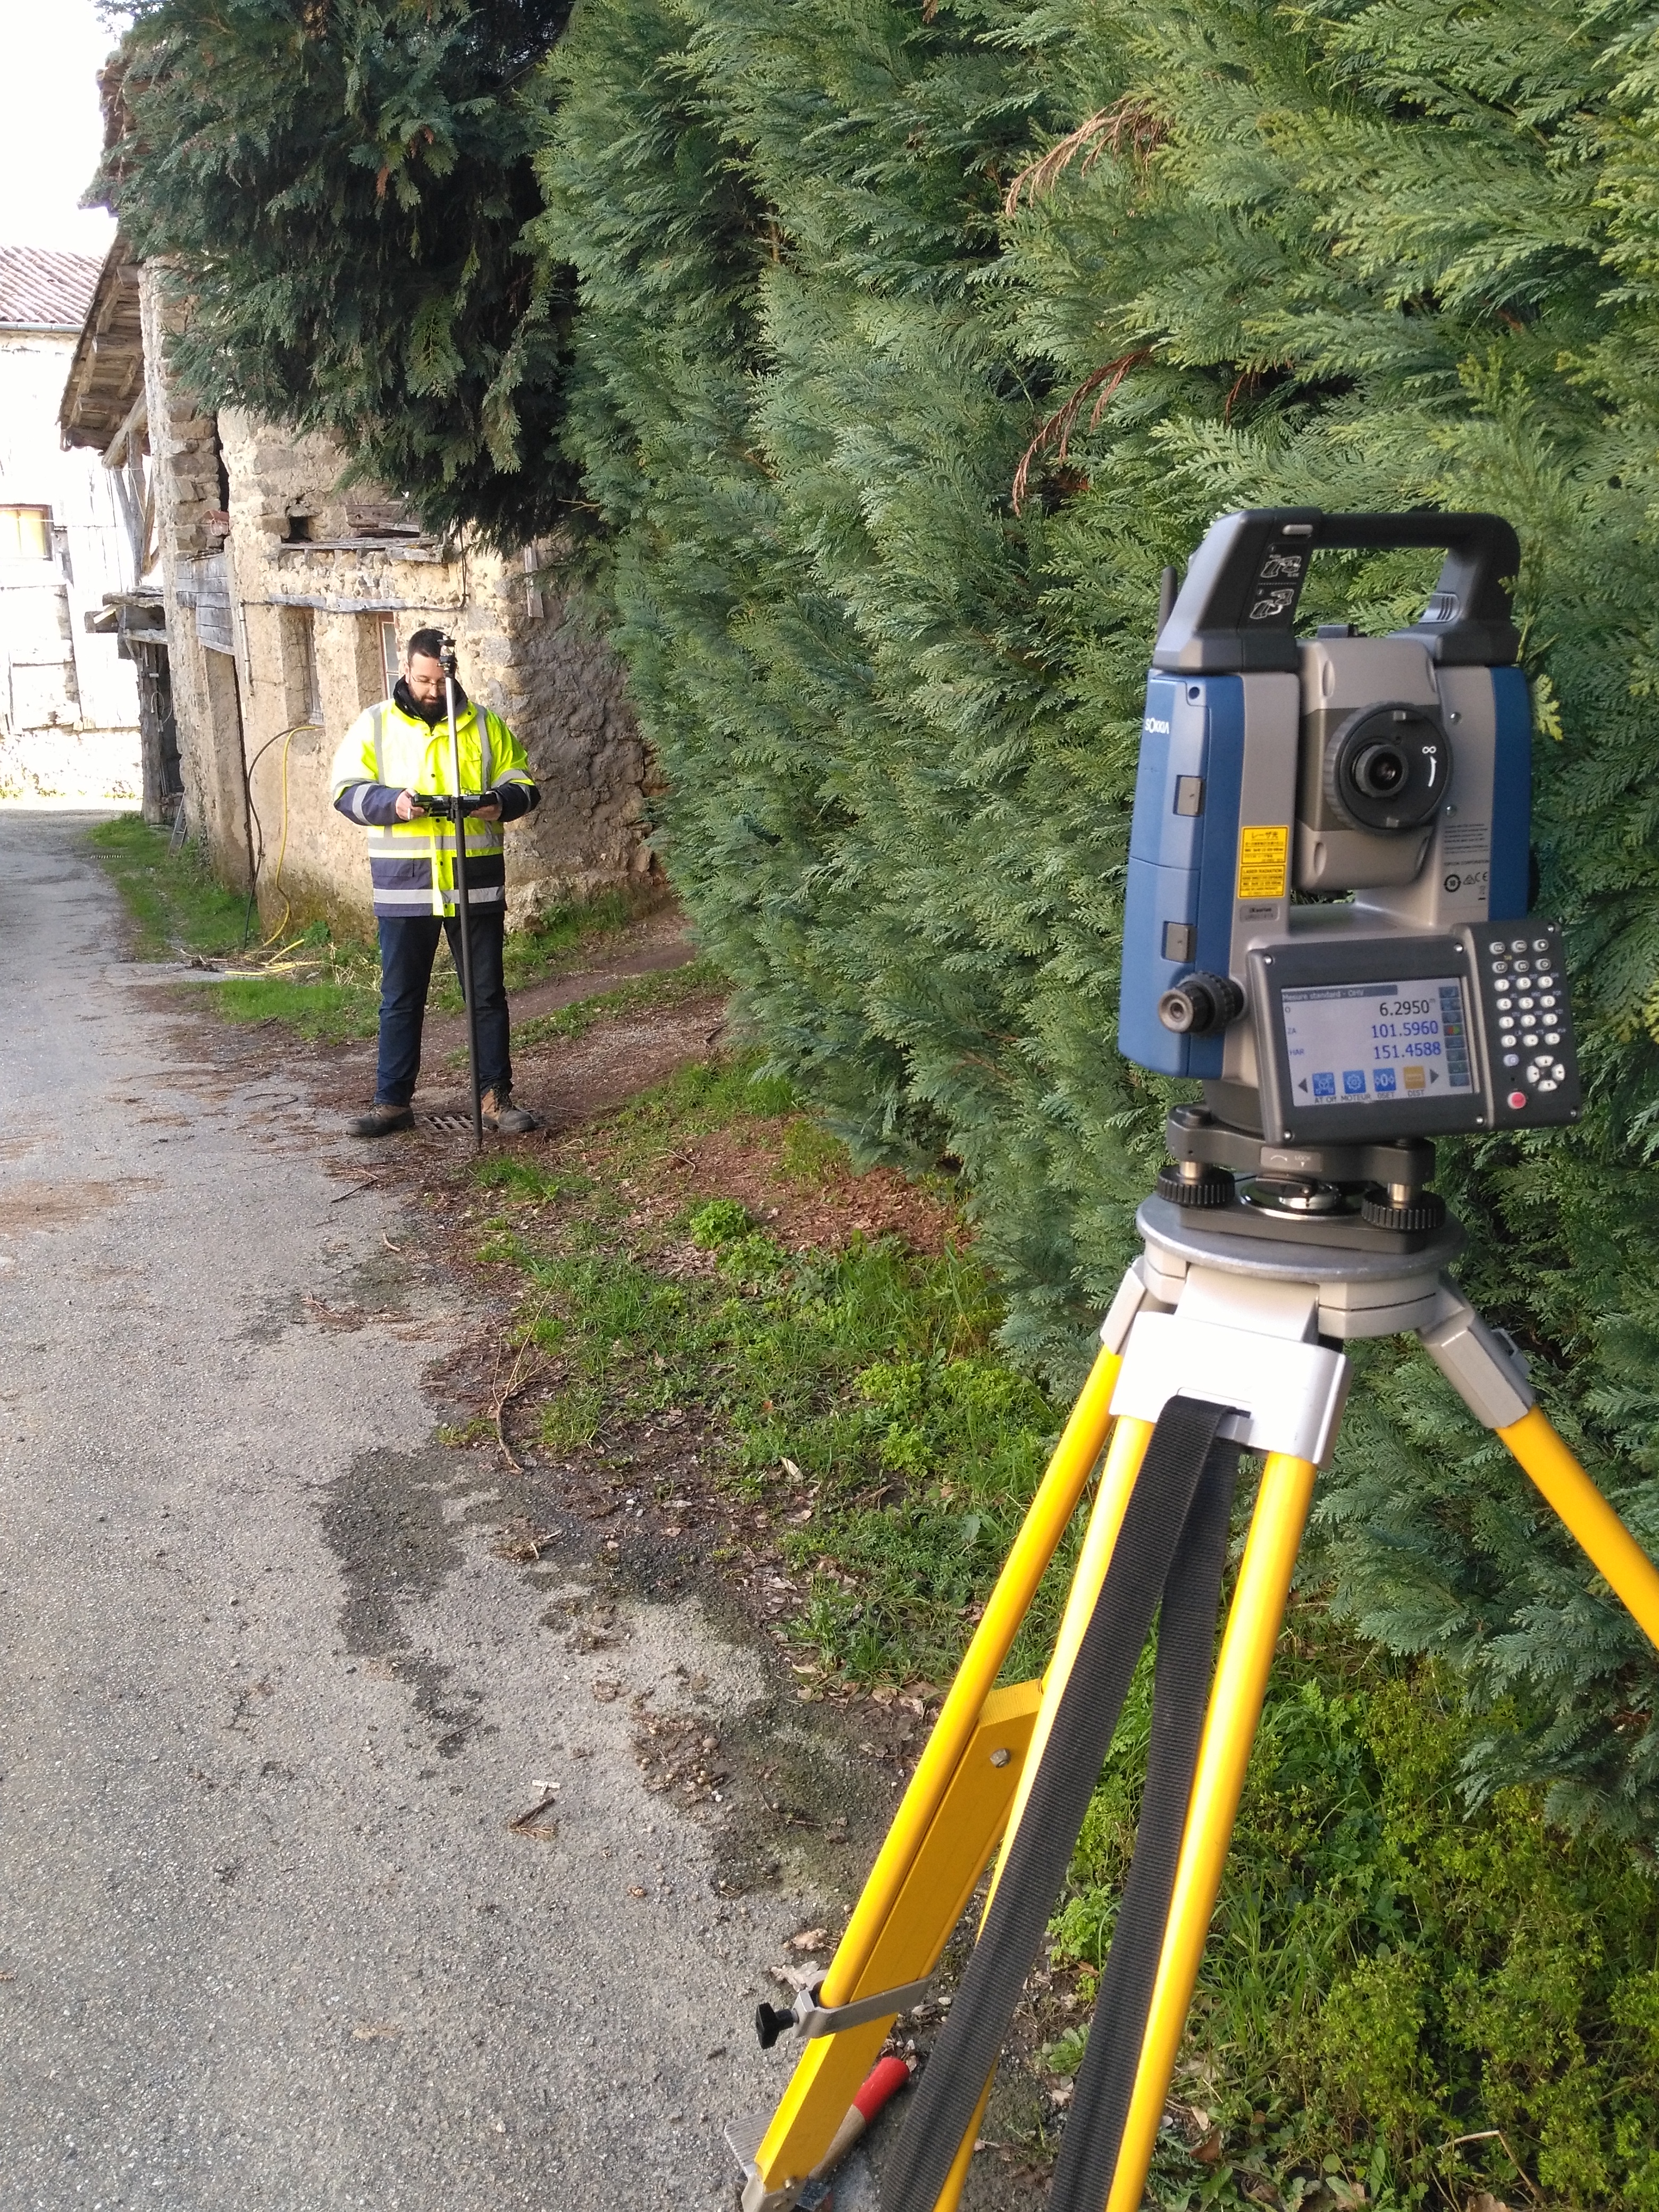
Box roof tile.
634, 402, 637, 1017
0, 246, 104, 332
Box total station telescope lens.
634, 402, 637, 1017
1355, 745, 1406, 796
1325, 703, 1446, 833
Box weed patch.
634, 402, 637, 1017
213, 974, 380, 1041
86, 816, 249, 959
1049, 1611, 1659, 2209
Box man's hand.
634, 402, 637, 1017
392, 790, 499, 822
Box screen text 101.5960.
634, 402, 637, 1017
1279, 977, 1472, 1106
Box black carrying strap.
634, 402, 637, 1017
881, 1397, 1239, 2212
1048, 1425, 1238, 2212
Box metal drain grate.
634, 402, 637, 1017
424, 1111, 476, 1135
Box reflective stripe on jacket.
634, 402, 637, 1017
329, 696, 538, 918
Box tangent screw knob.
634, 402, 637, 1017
1157, 972, 1245, 1036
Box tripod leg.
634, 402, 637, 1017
1104, 1449, 1318, 2212
1497, 1408, 1659, 1651
741, 1337, 1126, 2210
985, 1413, 1158, 1909
1419, 1287, 1659, 1653
899, 1415, 1164, 2212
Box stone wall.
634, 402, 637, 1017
141, 268, 250, 887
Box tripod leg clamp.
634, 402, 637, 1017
757, 1973, 933, 2048
1418, 1284, 1534, 1428
1111, 1269, 1350, 1465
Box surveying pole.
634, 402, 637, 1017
438, 631, 485, 1153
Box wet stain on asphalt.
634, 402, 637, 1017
316, 1443, 493, 1758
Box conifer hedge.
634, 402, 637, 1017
103, 0, 577, 543
105, 0, 1659, 1842
532, 0, 1659, 1839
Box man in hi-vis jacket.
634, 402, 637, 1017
330, 628, 540, 1136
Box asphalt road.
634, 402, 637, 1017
0, 812, 828, 2212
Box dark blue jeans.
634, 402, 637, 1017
375, 911, 510, 1107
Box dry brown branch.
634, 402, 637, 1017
1011, 349, 1150, 515
491, 1281, 559, 1474
507, 1792, 560, 1840
1441, 2132, 1541, 2205
1003, 99, 1167, 216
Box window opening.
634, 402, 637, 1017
0, 507, 52, 560
280, 605, 323, 726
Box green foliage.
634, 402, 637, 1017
86, 815, 251, 958
1051, 1614, 1659, 2207
100, 0, 578, 544
533, 0, 1659, 1833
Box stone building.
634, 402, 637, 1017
0, 247, 141, 804
61, 242, 652, 934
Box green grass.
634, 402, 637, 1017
212, 975, 381, 1042
86, 816, 250, 959
497, 954, 726, 1053
470, 1052, 1076, 1685
1049, 1614, 1659, 2210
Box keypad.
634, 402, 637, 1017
1471, 921, 1580, 1127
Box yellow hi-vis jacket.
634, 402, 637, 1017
330, 690, 538, 918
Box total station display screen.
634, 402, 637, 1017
1280, 977, 1473, 1107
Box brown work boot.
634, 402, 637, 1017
346, 1101, 415, 1137
481, 1085, 537, 1135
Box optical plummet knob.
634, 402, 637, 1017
755, 2001, 797, 2050
1157, 971, 1245, 1036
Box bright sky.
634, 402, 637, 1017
0, 2, 129, 256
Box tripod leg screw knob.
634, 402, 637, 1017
756, 2001, 797, 2050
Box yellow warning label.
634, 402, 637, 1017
1237, 824, 1289, 901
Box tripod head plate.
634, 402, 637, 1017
1138, 1196, 1465, 1338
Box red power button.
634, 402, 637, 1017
1507, 1090, 1528, 1109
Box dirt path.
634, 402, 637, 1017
0, 812, 867, 2212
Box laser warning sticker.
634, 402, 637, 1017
1237, 824, 1289, 901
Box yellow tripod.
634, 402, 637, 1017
731, 1196, 1659, 2212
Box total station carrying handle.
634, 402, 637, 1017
1151, 507, 1521, 674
